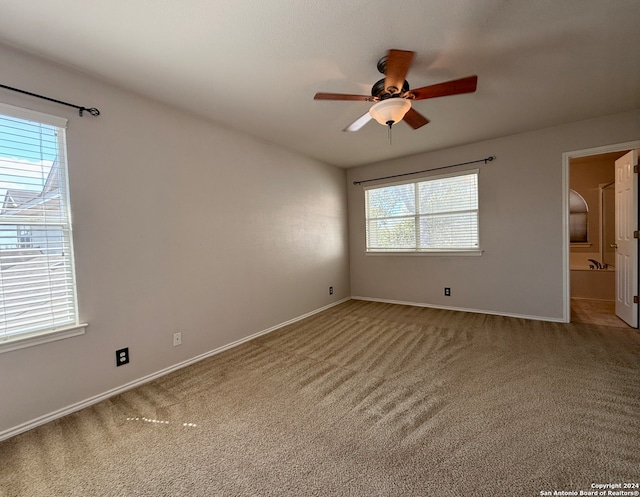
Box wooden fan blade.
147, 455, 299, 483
343, 112, 372, 132
403, 108, 430, 129
384, 49, 415, 95
410, 75, 478, 100
314, 92, 373, 101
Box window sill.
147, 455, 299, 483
366, 249, 483, 257
0, 323, 87, 354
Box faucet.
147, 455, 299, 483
588, 259, 602, 269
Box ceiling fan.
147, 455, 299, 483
314, 49, 478, 132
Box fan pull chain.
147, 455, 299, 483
387, 122, 393, 145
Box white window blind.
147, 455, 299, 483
0, 103, 79, 342
365, 170, 479, 252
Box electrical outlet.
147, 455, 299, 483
116, 347, 129, 366
444, 287, 451, 296
173, 332, 182, 347
329, 286, 334, 295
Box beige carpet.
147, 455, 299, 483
1, 300, 639, 497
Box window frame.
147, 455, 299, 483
0, 102, 86, 353
568, 188, 589, 245
364, 169, 482, 256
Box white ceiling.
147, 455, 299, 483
1, 0, 639, 168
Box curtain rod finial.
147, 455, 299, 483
79, 107, 100, 117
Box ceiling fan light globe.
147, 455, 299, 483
369, 98, 411, 126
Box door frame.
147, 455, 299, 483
562, 140, 640, 323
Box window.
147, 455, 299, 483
365, 170, 479, 253
0, 102, 83, 349
569, 189, 589, 243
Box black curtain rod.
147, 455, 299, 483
353, 156, 495, 185
0, 83, 100, 117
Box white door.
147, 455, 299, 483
615, 150, 638, 327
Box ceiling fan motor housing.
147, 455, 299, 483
371, 78, 410, 100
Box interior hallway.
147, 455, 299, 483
571, 298, 631, 328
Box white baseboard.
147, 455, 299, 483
570, 296, 615, 302
351, 296, 567, 323
0, 297, 351, 442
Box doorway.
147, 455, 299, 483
563, 141, 640, 327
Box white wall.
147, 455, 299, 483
0, 44, 350, 435
347, 109, 640, 320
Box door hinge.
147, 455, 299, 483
635, 164, 639, 173
635, 231, 640, 239
634, 296, 639, 304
